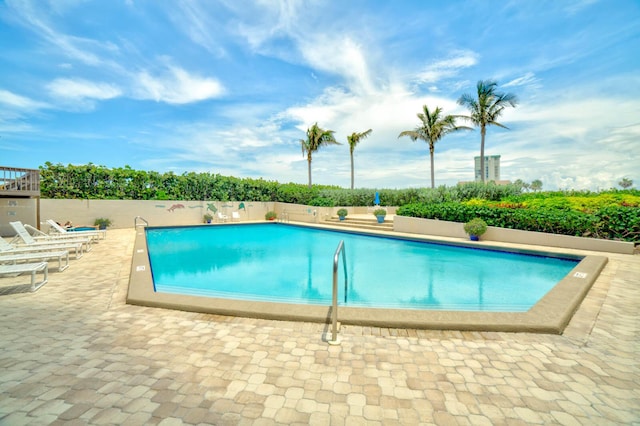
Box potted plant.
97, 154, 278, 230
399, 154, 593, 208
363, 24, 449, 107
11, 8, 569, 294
373, 208, 386, 224
463, 218, 488, 241
94, 217, 112, 230
265, 211, 277, 221
337, 208, 348, 221
203, 213, 213, 224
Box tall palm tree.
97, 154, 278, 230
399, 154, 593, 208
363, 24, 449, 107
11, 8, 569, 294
398, 105, 470, 188
347, 129, 372, 189
300, 123, 339, 188
457, 80, 518, 183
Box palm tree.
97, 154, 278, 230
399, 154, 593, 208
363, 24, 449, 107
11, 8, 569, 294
619, 177, 633, 189
398, 105, 470, 188
530, 179, 543, 192
457, 80, 518, 183
300, 123, 339, 188
347, 129, 372, 189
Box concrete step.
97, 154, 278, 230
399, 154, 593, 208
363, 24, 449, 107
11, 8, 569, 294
325, 217, 394, 231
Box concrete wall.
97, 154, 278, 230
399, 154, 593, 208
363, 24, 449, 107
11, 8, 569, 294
0, 198, 38, 237
271, 203, 398, 223
38, 199, 275, 231
4, 199, 355, 232
5, 198, 633, 254
394, 216, 635, 255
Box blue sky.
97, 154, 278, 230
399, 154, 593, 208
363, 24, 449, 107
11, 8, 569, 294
1, 0, 638, 190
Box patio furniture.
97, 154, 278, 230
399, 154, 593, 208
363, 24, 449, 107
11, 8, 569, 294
0, 250, 70, 272
0, 262, 48, 292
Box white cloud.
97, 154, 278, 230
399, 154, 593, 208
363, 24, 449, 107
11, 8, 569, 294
0, 89, 48, 110
503, 72, 540, 89
169, 2, 227, 57
416, 51, 479, 84
134, 66, 225, 104
298, 35, 375, 95
47, 78, 122, 101
6, 0, 120, 68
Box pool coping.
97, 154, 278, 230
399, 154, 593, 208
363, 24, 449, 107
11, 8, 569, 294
126, 222, 608, 334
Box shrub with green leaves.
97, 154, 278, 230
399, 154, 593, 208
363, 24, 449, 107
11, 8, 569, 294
397, 202, 638, 242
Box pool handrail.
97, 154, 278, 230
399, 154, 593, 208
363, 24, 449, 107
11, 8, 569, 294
134, 216, 149, 228
329, 239, 347, 345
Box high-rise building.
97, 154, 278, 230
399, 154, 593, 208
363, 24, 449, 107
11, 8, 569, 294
474, 155, 501, 182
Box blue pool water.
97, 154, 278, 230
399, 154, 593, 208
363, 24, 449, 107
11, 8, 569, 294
146, 224, 580, 312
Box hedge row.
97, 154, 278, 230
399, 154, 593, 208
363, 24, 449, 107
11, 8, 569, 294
39, 163, 523, 206
39, 163, 638, 242
396, 203, 640, 242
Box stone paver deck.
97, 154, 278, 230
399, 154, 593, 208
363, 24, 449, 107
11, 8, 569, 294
0, 228, 638, 425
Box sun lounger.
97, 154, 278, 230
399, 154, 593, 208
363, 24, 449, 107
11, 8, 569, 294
25, 223, 99, 244
1, 235, 84, 259
0, 262, 48, 292
231, 212, 240, 222
0, 250, 69, 272
10, 221, 92, 252
46, 219, 106, 240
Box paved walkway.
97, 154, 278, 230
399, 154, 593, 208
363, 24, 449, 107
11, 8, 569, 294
0, 228, 638, 425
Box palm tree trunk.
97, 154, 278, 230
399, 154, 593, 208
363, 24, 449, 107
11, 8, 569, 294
480, 126, 486, 183
307, 153, 312, 188
350, 152, 355, 190
429, 146, 435, 189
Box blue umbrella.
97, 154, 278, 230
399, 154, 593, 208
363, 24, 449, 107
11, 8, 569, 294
374, 192, 380, 205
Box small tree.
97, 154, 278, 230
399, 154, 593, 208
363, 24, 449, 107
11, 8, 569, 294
619, 177, 633, 189
530, 179, 543, 192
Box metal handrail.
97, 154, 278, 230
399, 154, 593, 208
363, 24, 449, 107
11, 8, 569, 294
278, 211, 290, 223
134, 216, 149, 228
328, 240, 347, 345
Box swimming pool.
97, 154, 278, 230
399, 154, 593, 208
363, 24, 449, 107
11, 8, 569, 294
128, 222, 607, 333
146, 224, 579, 312
69, 226, 97, 232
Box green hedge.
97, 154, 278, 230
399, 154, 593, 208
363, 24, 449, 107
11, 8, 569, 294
397, 202, 639, 242
40, 163, 524, 205
39, 163, 638, 242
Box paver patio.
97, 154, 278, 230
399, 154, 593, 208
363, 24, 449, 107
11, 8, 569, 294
0, 228, 638, 425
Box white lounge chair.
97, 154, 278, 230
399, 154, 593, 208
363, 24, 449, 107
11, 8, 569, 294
231, 212, 240, 222
46, 219, 106, 240
217, 212, 229, 222
1, 232, 84, 259
23, 223, 98, 246
0, 262, 48, 292
0, 250, 69, 272
10, 221, 92, 252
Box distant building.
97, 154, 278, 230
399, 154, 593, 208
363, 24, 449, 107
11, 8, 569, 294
474, 155, 501, 182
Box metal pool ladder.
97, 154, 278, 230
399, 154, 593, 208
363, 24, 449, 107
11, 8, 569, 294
134, 216, 148, 228
278, 211, 290, 223
328, 240, 348, 345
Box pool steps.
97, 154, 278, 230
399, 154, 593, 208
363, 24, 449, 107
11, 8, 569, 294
325, 216, 394, 232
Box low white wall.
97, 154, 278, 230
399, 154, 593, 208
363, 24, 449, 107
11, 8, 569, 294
273, 202, 326, 223
39, 199, 274, 230
271, 204, 398, 223
28, 200, 397, 231
394, 216, 635, 255
10, 199, 633, 255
